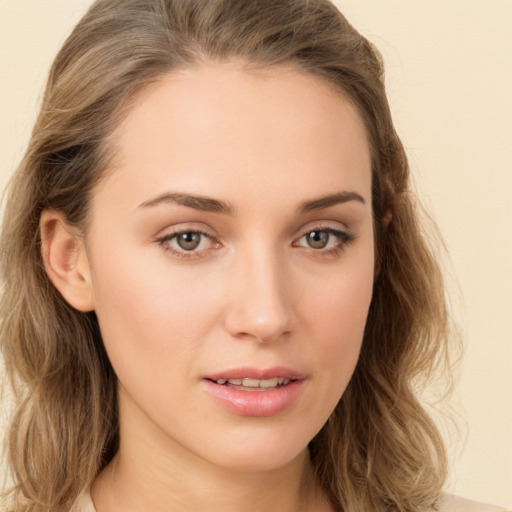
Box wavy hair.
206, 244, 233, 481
1, 0, 453, 510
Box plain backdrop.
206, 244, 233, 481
0, 0, 511, 506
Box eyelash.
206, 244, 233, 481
155, 226, 355, 260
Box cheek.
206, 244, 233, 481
87, 242, 224, 378
317, 287, 370, 374
287, 263, 372, 440
302, 244, 374, 333
303, 251, 374, 384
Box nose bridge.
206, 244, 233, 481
225, 239, 292, 343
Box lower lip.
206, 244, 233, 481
202, 379, 304, 417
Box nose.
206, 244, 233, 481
223, 245, 294, 344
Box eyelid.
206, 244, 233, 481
294, 220, 352, 240
154, 220, 219, 244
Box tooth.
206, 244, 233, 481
224, 377, 292, 388
242, 378, 260, 387
259, 378, 279, 388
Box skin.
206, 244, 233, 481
42, 63, 374, 511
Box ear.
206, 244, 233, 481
382, 209, 393, 229
374, 209, 393, 277
40, 210, 94, 312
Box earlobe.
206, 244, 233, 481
40, 210, 95, 312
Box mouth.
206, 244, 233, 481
207, 376, 294, 391
202, 368, 306, 416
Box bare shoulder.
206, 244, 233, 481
439, 494, 509, 512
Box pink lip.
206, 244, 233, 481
202, 367, 306, 417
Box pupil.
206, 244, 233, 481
307, 231, 329, 249
177, 232, 201, 251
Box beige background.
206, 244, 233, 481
1, 0, 511, 506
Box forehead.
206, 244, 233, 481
99, 63, 372, 210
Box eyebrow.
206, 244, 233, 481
137, 190, 365, 214
297, 191, 366, 213
138, 192, 233, 214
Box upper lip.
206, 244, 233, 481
205, 366, 307, 381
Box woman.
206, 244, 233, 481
0, 0, 507, 511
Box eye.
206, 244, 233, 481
175, 232, 203, 251
156, 229, 220, 258
304, 230, 330, 249
294, 227, 354, 252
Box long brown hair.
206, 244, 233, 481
1, 1, 452, 510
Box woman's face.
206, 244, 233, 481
84, 64, 374, 472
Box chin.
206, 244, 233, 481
195, 429, 312, 473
